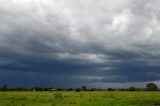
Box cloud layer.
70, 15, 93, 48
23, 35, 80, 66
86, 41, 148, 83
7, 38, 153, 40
1, 0, 160, 88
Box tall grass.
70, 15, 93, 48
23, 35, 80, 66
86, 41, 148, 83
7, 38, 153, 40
0, 91, 160, 106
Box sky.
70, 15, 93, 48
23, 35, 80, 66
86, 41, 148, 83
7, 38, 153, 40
1, 0, 160, 88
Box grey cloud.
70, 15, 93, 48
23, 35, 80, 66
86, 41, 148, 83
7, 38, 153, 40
0, 0, 160, 88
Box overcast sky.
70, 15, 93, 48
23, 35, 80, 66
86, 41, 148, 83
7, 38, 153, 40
1, 0, 160, 88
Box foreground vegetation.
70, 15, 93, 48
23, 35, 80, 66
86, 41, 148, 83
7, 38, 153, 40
1, 91, 160, 106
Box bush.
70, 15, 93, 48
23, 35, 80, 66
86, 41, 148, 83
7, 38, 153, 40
54, 92, 63, 99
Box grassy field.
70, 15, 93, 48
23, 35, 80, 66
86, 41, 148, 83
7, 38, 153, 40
0, 91, 160, 106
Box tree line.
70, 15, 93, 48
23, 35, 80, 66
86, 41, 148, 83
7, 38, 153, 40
0, 83, 159, 91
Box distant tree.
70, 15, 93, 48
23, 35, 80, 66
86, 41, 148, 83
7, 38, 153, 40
146, 83, 158, 91
108, 88, 114, 91
81, 85, 87, 91
16, 87, 22, 91
119, 89, 126, 91
97, 88, 103, 91
34, 87, 43, 91
75, 88, 81, 92
67, 88, 73, 91
128, 87, 136, 91
90, 88, 96, 91
43, 88, 50, 91
57, 88, 64, 91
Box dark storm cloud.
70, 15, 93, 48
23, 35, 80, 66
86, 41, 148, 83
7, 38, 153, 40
1, 0, 160, 88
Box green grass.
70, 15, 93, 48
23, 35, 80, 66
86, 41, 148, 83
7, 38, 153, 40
0, 91, 160, 106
